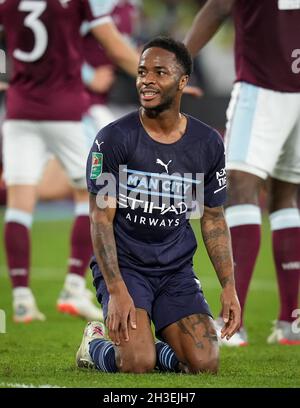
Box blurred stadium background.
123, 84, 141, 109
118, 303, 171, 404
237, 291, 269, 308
0, 0, 299, 388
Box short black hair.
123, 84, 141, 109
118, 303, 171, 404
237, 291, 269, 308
141, 36, 193, 76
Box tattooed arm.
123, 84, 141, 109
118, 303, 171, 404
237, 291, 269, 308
201, 205, 241, 339
90, 193, 136, 345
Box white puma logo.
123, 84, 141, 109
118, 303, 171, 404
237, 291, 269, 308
95, 140, 104, 151
156, 158, 172, 174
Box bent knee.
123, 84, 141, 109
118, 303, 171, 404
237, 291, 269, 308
187, 356, 219, 375
118, 353, 156, 374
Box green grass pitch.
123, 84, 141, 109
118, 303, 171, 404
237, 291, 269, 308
0, 211, 299, 388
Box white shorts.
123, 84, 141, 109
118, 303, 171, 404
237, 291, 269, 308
225, 82, 300, 183
2, 120, 90, 188
83, 104, 115, 146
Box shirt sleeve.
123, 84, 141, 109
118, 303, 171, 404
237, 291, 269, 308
81, 0, 115, 29
86, 124, 128, 197
204, 130, 226, 208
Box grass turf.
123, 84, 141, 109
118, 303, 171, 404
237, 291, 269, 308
0, 213, 299, 388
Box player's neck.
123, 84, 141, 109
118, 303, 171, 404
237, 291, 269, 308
139, 108, 187, 144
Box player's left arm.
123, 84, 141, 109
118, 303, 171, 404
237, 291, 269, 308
200, 205, 241, 339
82, 0, 139, 77
91, 21, 139, 77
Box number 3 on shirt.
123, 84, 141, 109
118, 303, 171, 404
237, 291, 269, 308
13, 0, 47, 62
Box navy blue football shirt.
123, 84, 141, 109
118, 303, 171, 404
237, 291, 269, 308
87, 111, 226, 276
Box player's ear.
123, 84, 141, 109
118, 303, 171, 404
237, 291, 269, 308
178, 75, 189, 90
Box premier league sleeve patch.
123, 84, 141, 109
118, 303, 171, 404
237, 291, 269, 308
90, 152, 103, 179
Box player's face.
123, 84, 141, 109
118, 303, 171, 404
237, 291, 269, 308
136, 47, 185, 112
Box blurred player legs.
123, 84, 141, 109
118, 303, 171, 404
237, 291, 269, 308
37, 158, 72, 201
3, 120, 102, 322
184, 0, 300, 346
224, 83, 300, 345
0, 0, 140, 325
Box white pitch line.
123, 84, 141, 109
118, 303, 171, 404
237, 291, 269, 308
0, 382, 64, 388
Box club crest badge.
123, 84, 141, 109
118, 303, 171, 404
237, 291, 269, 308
90, 152, 103, 179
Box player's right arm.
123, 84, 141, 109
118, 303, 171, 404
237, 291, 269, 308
184, 0, 235, 57
82, 63, 115, 94
201, 205, 240, 340
89, 193, 137, 345
82, 0, 139, 78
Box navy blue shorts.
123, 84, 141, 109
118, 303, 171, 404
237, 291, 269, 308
92, 264, 212, 337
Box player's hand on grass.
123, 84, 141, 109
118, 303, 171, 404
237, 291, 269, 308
107, 284, 136, 346
220, 286, 241, 341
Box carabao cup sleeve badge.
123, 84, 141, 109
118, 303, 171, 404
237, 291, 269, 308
90, 152, 103, 179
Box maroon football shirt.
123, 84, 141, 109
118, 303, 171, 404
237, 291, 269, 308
83, 0, 137, 106
233, 0, 300, 92
0, 0, 112, 120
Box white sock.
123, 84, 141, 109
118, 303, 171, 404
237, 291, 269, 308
64, 273, 85, 294
13, 287, 33, 299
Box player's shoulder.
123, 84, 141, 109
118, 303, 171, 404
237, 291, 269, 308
94, 110, 139, 145
187, 114, 223, 146
108, 110, 140, 133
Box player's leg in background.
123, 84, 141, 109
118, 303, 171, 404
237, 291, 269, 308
59, 106, 115, 320
57, 186, 102, 321
161, 314, 219, 374
267, 109, 300, 344
37, 157, 72, 201
222, 170, 263, 338
45, 121, 102, 320
76, 309, 156, 373
267, 179, 300, 345
218, 82, 267, 345
220, 83, 298, 346
2, 120, 47, 322
266, 93, 300, 345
